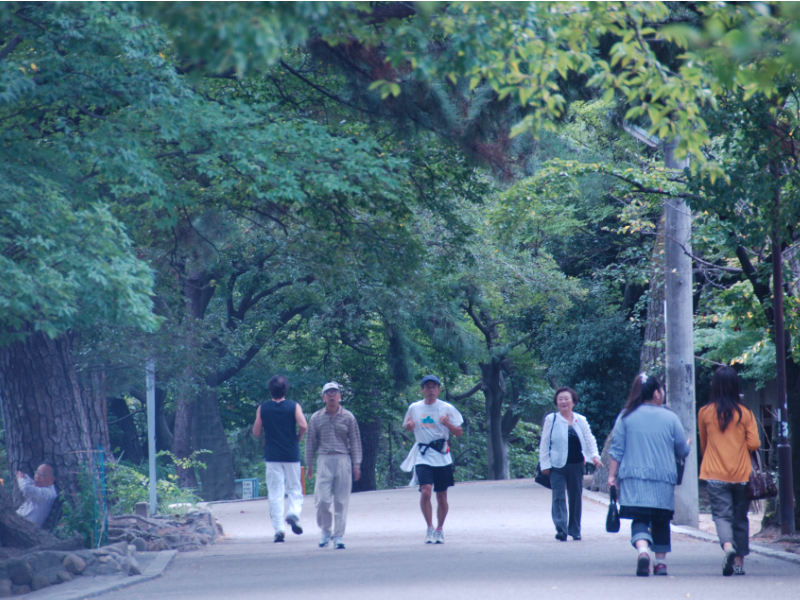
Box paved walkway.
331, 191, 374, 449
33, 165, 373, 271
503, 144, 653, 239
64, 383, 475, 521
83, 480, 800, 600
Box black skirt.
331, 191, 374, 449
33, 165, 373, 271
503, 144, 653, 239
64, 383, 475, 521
619, 506, 674, 521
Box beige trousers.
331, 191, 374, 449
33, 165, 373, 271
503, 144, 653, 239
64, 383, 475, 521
315, 454, 352, 538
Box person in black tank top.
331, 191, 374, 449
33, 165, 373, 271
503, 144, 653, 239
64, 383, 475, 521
253, 375, 308, 543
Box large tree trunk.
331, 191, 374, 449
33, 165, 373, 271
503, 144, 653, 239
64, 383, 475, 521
352, 419, 380, 493
192, 387, 236, 500
107, 397, 144, 465
0, 483, 61, 548
0, 330, 99, 503
173, 393, 198, 489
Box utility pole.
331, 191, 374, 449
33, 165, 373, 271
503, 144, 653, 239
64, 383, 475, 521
771, 176, 796, 534
622, 123, 698, 527
663, 142, 698, 528
146, 358, 157, 516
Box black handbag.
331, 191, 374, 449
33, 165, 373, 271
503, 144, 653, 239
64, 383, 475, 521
676, 457, 686, 485
606, 485, 620, 533
535, 414, 555, 489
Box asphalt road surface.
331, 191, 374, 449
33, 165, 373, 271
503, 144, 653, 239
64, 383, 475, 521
96, 479, 800, 600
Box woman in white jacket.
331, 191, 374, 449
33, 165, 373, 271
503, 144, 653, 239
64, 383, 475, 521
539, 387, 602, 541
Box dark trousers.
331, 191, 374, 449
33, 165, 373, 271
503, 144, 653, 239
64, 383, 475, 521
706, 481, 750, 557
550, 462, 584, 537
631, 517, 671, 553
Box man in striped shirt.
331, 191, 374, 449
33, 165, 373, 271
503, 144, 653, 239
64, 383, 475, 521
305, 382, 362, 549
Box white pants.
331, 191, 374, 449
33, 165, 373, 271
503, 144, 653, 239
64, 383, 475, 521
265, 462, 303, 534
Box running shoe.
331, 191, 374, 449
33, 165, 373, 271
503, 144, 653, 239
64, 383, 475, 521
636, 552, 650, 577
274, 531, 285, 543
286, 515, 303, 535
425, 527, 435, 544
653, 563, 668, 576
434, 529, 444, 544
319, 534, 331, 548
733, 565, 745, 576
723, 549, 736, 576
334, 536, 345, 549
555, 532, 567, 541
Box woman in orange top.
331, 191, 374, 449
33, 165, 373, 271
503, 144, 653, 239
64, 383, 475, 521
698, 366, 760, 576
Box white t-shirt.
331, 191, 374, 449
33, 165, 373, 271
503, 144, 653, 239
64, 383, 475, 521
404, 399, 464, 467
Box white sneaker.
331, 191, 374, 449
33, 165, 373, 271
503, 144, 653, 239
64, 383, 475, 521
319, 534, 331, 548
434, 529, 444, 544
333, 536, 345, 549
424, 527, 435, 544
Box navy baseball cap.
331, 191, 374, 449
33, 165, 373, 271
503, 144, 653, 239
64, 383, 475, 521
420, 374, 441, 386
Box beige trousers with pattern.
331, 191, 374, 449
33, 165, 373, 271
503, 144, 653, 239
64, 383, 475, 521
315, 454, 352, 538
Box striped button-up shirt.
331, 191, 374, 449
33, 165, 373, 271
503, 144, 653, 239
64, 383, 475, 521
305, 405, 363, 467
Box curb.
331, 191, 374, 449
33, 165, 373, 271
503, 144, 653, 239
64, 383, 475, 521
28, 550, 178, 600
582, 488, 800, 566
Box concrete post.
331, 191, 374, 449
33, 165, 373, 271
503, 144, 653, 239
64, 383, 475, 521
664, 142, 698, 527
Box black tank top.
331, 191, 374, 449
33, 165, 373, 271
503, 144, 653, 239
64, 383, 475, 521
567, 426, 583, 464
260, 400, 301, 462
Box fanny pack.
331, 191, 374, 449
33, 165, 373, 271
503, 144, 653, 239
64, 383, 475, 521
418, 438, 448, 455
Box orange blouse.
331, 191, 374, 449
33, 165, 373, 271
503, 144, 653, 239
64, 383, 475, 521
698, 403, 761, 483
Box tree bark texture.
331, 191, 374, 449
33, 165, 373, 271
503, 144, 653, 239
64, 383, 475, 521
481, 361, 509, 480
107, 397, 144, 466
0, 330, 104, 502
352, 419, 380, 493
173, 393, 198, 489
191, 388, 236, 500
0, 483, 61, 548
640, 211, 666, 375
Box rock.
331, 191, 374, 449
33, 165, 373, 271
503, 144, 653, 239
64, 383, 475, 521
197, 533, 211, 545
57, 571, 74, 583
107, 542, 129, 555
0, 580, 11, 598
164, 534, 183, 547
22, 551, 66, 574
130, 538, 147, 553
11, 584, 30, 595
127, 554, 141, 576
92, 563, 117, 576
147, 539, 169, 552
134, 502, 149, 517
6, 561, 32, 586
30, 574, 50, 592
117, 558, 131, 576
62, 554, 87, 575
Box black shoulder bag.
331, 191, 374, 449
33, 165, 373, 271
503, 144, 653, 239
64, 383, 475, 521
535, 414, 555, 489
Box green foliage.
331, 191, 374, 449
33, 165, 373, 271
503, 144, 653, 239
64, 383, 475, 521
540, 308, 642, 442
509, 421, 541, 479
106, 461, 202, 516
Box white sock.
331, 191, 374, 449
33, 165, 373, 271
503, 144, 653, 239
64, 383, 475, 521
655, 557, 666, 565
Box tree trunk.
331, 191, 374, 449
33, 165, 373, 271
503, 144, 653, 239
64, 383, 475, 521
352, 419, 380, 492
481, 361, 509, 480
0, 330, 96, 502
0, 483, 61, 548
173, 394, 198, 489
640, 211, 666, 375
192, 387, 236, 500
107, 397, 144, 465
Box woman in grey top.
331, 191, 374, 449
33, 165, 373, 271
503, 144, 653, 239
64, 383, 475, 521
607, 374, 691, 577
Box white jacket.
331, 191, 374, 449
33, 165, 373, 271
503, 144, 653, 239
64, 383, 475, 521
539, 412, 600, 470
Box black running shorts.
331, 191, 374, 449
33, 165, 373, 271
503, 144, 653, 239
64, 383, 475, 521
415, 463, 455, 493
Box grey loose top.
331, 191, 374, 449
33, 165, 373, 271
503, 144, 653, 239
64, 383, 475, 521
609, 404, 691, 510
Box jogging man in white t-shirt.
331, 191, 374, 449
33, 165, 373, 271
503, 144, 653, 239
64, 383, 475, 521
403, 374, 464, 544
